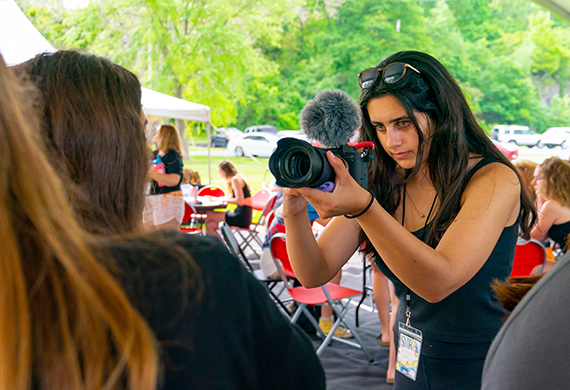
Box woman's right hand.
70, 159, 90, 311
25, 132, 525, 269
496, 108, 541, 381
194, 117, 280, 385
282, 187, 308, 217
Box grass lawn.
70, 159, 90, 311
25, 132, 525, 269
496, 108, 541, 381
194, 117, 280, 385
184, 153, 275, 192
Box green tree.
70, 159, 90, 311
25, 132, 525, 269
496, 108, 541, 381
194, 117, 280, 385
56, 0, 302, 130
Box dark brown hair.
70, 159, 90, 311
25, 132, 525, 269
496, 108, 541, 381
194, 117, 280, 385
358, 51, 536, 252
14, 50, 148, 235
492, 275, 543, 317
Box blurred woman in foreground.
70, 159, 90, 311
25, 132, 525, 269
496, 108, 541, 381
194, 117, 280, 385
0, 53, 157, 390
8, 50, 324, 389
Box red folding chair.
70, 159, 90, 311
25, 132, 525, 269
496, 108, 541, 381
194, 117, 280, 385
180, 202, 203, 234
269, 233, 373, 360
197, 185, 225, 198
511, 239, 547, 277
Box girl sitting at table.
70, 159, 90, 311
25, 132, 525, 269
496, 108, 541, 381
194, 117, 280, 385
205, 160, 253, 240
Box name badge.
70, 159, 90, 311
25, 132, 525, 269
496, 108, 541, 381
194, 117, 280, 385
396, 322, 423, 381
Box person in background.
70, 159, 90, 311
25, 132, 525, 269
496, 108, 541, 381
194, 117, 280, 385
15, 50, 149, 235
513, 159, 537, 200
369, 260, 398, 384
282, 51, 536, 389
182, 167, 201, 186
145, 123, 185, 231
10, 50, 326, 389
530, 157, 570, 265
205, 160, 253, 240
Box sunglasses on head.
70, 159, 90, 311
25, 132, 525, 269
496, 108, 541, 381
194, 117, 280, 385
358, 62, 421, 89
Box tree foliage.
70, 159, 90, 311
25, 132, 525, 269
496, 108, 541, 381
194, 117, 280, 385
18, 0, 570, 133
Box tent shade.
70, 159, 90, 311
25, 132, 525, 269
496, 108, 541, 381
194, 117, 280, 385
0, 0, 55, 65
0, 0, 211, 124
533, 0, 570, 22
142, 88, 210, 123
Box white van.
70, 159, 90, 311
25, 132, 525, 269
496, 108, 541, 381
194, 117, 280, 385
490, 125, 541, 148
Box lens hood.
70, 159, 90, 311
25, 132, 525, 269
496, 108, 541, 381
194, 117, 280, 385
268, 138, 334, 188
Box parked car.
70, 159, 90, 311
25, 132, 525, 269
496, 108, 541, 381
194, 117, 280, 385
277, 129, 309, 141
491, 138, 518, 160
490, 125, 541, 148
539, 127, 570, 149
210, 127, 243, 148
244, 125, 278, 134
228, 133, 279, 157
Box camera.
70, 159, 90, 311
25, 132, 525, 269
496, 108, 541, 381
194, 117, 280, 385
268, 137, 374, 190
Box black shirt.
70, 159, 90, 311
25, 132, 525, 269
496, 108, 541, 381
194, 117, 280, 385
375, 159, 518, 352
150, 149, 183, 195
98, 232, 325, 389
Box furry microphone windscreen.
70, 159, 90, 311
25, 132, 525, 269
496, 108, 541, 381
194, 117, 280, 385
300, 89, 362, 148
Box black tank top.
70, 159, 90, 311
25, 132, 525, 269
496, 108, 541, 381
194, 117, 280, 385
374, 158, 521, 357
548, 221, 570, 252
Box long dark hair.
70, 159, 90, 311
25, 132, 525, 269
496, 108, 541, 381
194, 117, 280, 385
14, 50, 148, 235
359, 51, 536, 252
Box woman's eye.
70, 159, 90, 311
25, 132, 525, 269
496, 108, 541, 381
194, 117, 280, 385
398, 120, 411, 128
375, 124, 386, 133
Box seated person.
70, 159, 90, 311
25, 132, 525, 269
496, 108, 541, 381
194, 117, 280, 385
182, 168, 201, 185
260, 204, 353, 339
514, 159, 537, 200
530, 157, 570, 257
10, 50, 326, 389
205, 160, 253, 240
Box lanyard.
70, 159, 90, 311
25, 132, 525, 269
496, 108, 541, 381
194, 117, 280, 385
401, 184, 437, 326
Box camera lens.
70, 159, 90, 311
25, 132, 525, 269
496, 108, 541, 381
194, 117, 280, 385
285, 152, 311, 178
268, 138, 334, 188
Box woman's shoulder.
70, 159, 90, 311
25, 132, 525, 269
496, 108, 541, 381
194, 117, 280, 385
162, 149, 182, 162
465, 157, 519, 189
541, 198, 570, 215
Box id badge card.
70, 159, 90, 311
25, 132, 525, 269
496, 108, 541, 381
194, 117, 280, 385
396, 322, 423, 381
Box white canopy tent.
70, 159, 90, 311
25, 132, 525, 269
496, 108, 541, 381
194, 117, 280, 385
0, 0, 213, 180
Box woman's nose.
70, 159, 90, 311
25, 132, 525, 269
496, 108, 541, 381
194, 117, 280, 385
385, 128, 402, 148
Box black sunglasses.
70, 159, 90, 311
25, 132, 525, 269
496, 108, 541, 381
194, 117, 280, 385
358, 62, 421, 89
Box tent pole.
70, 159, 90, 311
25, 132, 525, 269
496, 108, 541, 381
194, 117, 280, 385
207, 122, 211, 184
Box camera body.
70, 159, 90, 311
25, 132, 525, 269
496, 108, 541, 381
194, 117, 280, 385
268, 137, 373, 190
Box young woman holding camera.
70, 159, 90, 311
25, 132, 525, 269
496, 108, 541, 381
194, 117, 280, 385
283, 51, 536, 389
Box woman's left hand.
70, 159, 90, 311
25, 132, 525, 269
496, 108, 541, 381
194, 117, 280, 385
296, 151, 371, 219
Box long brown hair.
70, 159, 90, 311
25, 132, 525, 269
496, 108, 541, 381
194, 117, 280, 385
538, 157, 570, 208
156, 123, 182, 156
14, 51, 149, 235
218, 159, 252, 195
0, 55, 157, 389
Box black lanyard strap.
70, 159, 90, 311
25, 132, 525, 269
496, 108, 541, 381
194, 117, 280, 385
402, 184, 438, 325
